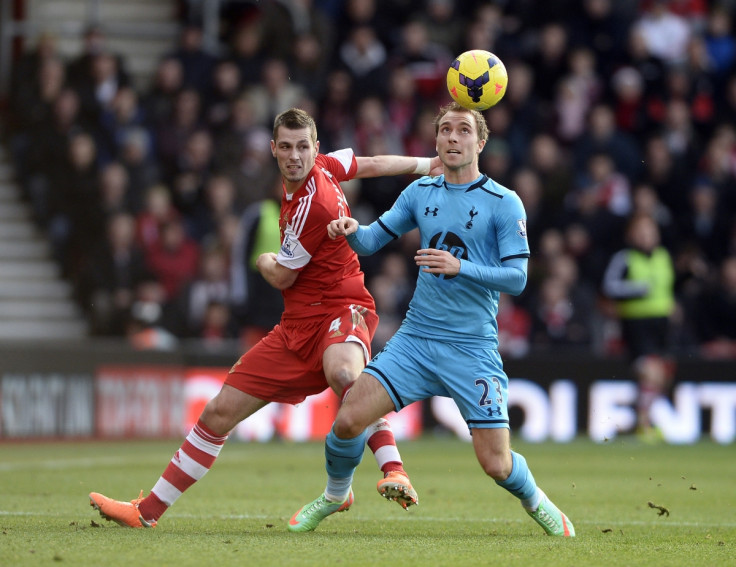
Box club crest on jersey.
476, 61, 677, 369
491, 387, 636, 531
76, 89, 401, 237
466, 206, 478, 229
516, 219, 527, 238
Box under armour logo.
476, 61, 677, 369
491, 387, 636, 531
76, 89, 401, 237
486, 407, 503, 418
424, 207, 439, 216
466, 206, 478, 229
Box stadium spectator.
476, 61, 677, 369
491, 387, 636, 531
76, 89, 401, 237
49, 131, 103, 278
75, 51, 130, 128
602, 213, 676, 438
169, 128, 215, 221
572, 103, 642, 184
141, 56, 184, 129
385, 65, 422, 142
413, 0, 465, 56
67, 25, 130, 92
554, 47, 603, 143
9, 31, 61, 125
633, 0, 692, 66
227, 20, 266, 90
526, 22, 570, 104
688, 255, 736, 359
244, 58, 308, 129
529, 274, 594, 350
144, 216, 200, 301
202, 59, 242, 130
186, 173, 240, 242
118, 127, 160, 210
703, 5, 736, 85
337, 25, 389, 100
82, 212, 151, 335
568, 0, 634, 77
609, 66, 650, 137
136, 184, 178, 252
154, 87, 204, 181
316, 68, 355, 152
526, 133, 575, 215
97, 161, 133, 217
223, 127, 280, 210
89, 107, 442, 529
289, 33, 331, 101
168, 23, 217, 93
678, 181, 731, 265
124, 278, 179, 351
390, 19, 453, 103
172, 243, 232, 337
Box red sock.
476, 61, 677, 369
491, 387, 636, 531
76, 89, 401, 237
138, 419, 228, 522
366, 418, 407, 477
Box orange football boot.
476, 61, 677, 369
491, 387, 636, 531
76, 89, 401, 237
376, 471, 418, 509
89, 491, 156, 528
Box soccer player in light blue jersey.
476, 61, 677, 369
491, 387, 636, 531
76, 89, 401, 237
288, 102, 575, 537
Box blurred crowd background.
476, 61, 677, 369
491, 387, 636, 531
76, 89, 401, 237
2, 0, 736, 360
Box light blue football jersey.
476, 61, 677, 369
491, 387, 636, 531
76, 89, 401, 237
356, 174, 530, 346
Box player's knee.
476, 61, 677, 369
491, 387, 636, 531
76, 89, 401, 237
327, 366, 358, 398
333, 409, 365, 439
479, 456, 512, 481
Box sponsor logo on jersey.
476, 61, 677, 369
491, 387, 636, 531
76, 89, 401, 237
280, 234, 296, 257
516, 219, 527, 238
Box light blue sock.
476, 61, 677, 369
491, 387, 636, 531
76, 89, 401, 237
324, 427, 366, 501
495, 451, 541, 510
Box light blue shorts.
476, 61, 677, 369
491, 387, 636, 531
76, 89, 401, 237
364, 331, 509, 430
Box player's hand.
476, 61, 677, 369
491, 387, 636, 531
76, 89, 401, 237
415, 248, 460, 275
429, 155, 444, 177
327, 217, 359, 239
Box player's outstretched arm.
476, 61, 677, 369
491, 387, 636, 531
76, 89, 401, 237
327, 217, 359, 240
354, 155, 442, 178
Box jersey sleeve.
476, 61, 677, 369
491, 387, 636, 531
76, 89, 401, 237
321, 149, 358, 182
496, 191, 531, 261
277, 201, 333, 271
374, 182, 420, 237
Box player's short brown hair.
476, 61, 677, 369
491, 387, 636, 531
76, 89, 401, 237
434, 101, 489, 144
273, 108, 318, 145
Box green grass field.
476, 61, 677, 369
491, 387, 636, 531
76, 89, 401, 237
0, 437, 733, 566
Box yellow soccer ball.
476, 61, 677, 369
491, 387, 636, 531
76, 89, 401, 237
446, 50, 508, 111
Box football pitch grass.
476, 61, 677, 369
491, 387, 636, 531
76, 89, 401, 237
0, 437, 732, 566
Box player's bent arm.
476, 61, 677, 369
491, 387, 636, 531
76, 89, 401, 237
354, 155, 441, 178
327, 217, 359, 239
345, 222, 396, 255
459, 256, 529, 296
256, 252, 299, 290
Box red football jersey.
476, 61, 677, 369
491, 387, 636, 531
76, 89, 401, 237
276, 149, 375, 320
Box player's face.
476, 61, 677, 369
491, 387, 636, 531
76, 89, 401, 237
271, 126, 319, 192
435, 111, 485, 173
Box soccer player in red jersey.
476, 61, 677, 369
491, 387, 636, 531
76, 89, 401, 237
89, 108, 441, 528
